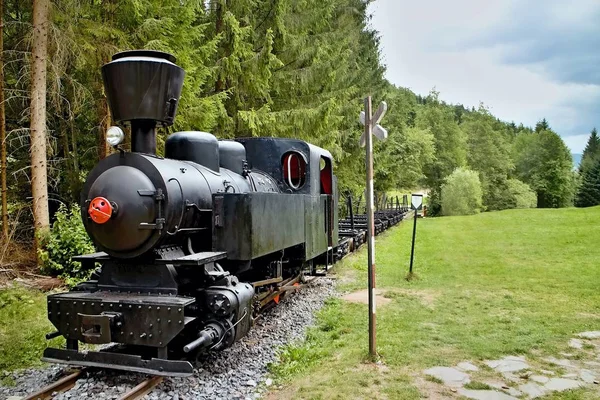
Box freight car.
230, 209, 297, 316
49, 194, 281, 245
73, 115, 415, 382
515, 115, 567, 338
42, 50, 407, 377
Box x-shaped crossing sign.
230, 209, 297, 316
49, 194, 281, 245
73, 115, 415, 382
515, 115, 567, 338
359, 101, 388, 147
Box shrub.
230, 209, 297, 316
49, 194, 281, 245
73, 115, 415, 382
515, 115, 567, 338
38, 204, 96, 285
506, 179, 537, 209
441, 168, 483, 216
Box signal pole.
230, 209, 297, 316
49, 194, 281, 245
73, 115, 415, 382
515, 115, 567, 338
360, 97, 388, 358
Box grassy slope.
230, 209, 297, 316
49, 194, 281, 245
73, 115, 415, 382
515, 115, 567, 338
0, 286, 63, 375
268, 207, 600, 399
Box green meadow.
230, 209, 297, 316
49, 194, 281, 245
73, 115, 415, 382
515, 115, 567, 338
267, 207, 600, 399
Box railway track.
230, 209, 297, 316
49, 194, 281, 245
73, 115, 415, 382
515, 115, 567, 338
21, 369, 164, 400
18, 206, 411, 400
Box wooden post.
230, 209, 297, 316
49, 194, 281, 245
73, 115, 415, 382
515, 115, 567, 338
364, 96, 376, 357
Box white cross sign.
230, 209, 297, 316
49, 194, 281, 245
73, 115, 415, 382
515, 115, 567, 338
359, 101, 388, 147
411, 194, 423, 210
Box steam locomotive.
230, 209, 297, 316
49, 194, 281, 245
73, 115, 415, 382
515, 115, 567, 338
42, 50, 343, 377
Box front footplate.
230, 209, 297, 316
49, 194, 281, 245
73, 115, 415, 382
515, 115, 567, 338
42, 348, 194, 377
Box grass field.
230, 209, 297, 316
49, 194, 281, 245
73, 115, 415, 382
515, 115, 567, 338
0, 286, 63, 379
267, 207, 600, 399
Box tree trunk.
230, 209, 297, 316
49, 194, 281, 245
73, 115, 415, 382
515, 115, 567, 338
0, 0, 7, 238
98, 97, 110, 159
214, 0, 224, 93
30, 0, 50, 252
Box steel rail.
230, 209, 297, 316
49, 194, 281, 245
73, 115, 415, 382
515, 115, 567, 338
118, 376, 164, 400
22, 369, 83, 400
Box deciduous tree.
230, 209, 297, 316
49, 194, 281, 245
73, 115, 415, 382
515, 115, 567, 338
514, 128, 574, 208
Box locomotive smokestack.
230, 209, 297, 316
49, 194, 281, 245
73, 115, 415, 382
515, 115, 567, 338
101, 50, 185, 154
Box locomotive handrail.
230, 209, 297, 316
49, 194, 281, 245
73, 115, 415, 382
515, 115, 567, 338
287, 153, 300, 189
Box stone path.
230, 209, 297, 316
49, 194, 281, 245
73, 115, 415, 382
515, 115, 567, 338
423, 331, 600, 399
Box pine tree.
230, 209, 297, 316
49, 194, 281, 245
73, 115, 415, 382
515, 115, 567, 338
535, 118, 550, 133
579, 127, 600, 174
210, 0, 281, 138
30, 0, 51, 251
575, 158, 600, 207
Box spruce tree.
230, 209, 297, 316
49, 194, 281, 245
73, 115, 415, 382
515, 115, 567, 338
579, 127, 600, 174
575, 158, 600, 207
535, 118, 550, 133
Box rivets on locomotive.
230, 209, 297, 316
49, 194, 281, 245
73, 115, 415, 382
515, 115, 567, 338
178, 308, 182, 312
138, 306, 142, 309
167, 307, 171, 311
100, 303, 104, 307
157, 318, 161, 322
178, 320, 182, 324
140, 333, 146, 338
130, 332, 134, 336
167, 320, 171, 323
91, 303, 95, 306
157, 307, 160, 310
82, 302, 86, 306
148, 306, 152, 310
129, 305, 132, 309
149, 334, 153, 338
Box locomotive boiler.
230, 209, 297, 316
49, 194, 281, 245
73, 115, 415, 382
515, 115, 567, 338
42, 50, 339, 376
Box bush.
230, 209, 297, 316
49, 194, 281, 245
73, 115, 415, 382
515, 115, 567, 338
441, 168, 483, 216
38, 204, 96, 285
506, 179, 537, 209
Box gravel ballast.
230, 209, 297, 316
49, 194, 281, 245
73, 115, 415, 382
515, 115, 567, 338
0, 277, 335, 400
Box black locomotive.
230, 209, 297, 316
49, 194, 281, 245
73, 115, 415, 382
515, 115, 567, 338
42, 51, 342, 376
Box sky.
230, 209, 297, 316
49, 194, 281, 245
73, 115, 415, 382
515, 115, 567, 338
368, 0, 600, 154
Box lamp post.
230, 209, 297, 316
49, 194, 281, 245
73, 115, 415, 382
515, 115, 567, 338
409, 193, 423, 274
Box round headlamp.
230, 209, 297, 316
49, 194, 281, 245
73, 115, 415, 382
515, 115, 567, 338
106, 126, 124, 147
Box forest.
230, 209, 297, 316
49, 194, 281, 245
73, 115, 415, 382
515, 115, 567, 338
0, 0, 598, 275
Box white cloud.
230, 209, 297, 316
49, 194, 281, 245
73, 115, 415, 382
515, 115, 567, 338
562, 134, 590, 154
369, 0, 600, 144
